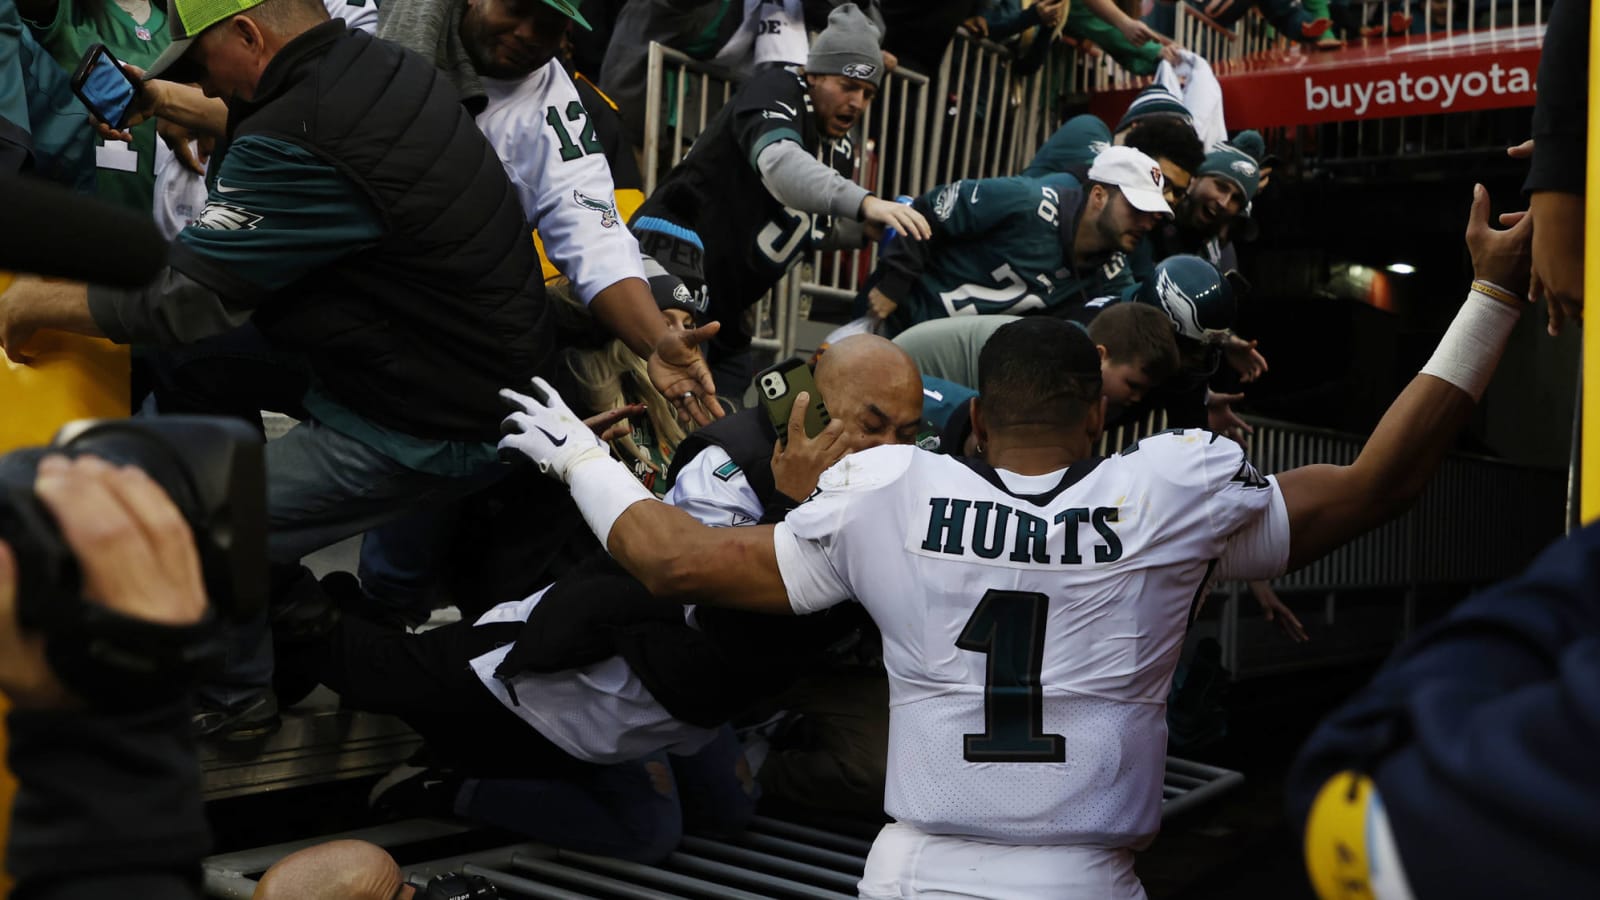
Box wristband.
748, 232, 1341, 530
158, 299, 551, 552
1469, 279, 1526, 308
568, 453, 657, 549
1418, 289, 1522, 402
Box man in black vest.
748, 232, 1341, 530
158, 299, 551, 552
0, 0, 719, 738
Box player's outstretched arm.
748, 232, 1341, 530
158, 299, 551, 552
499, 378, 794, 613
1275, 185, 1532, 572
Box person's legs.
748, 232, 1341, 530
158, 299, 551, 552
197, 420, 500, 738
757, 670, 890, 818
459, 755, 685, 864
668, 726, 760, 837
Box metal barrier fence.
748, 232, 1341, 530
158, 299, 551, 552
1091, 413, 1563, 593
1246, 417, 1564, 591
1362, 0, 1544, 36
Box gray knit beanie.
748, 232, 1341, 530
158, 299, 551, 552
807, 4, 885, 87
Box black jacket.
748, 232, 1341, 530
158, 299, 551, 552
175, 22, 553, 443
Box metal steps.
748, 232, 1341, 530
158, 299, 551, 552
202, 758, 1242, 897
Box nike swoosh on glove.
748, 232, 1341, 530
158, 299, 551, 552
498, 377, 610, 483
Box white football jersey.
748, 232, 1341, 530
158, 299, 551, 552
662, 445, 764, 527
476, 63, 646, 303
773, 431, 1290, 846
468, 586, 721, 764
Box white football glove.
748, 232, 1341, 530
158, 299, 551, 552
498, 377, 610, 483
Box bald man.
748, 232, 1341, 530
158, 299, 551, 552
254, 840, 411, 900
665, 334, 926, 527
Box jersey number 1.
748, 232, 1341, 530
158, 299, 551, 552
957, 589, 1065, 763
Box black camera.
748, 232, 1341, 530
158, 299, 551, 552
0, 417, 266, 707
415, 872, 500, 900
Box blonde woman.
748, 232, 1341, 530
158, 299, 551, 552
551, 257, 714, 496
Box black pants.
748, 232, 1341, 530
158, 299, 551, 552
302, 616, 595, 778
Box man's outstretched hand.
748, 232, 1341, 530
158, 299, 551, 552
648, 320, 724, 426
499, 377, 611, 482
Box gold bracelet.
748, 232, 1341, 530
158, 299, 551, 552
1470, 279, 1527, 308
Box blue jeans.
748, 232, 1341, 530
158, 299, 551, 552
457, 726, 759, 864
202, 419, 506, 708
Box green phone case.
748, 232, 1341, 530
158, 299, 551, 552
756, 358, 831, 441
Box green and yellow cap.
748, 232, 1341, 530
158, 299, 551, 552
145, 0, 271, 82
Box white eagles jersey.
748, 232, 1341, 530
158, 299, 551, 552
468, 586, 721, 764
773, 431, 1290, 846
476, 62, 646, 304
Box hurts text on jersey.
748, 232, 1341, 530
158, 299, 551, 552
920, 498, 1124, 564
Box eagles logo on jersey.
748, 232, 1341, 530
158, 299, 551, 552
192, 202, 263, 231
574, 190, 619, 229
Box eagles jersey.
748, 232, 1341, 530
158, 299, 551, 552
477, 61, 646, 303
872, 174, 1136, 333
773, 432, 1290, 846
1022, 114, 1112, 178
634, 65, 855, 337
469, 585, 721, 764
26, 0, 168, 212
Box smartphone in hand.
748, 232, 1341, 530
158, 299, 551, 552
756, 358, 830, 444
71, 43, 142, 130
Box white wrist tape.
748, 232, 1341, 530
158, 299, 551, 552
567, 454, 657, 549
1418, 289, 1522, 402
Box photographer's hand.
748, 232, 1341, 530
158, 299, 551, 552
0, 456, 206, 708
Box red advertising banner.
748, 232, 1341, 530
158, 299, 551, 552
1088, 25, 1543, 130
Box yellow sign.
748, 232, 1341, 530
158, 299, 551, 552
0, 270, 132, 897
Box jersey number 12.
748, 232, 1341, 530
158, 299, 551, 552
544, 101, 604, 162
957, 589, 1065, 763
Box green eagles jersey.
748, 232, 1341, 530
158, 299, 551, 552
1022, 114, 1112, 178
27, 0, 167, 212
873, 173, 1136, 333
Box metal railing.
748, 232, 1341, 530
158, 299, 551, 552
203, 759, 1245, 897
1245, 417, 1564, 591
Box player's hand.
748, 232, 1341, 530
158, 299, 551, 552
585, 403, 647, 443
646, 320, 723, 427
867, 288, 898, 320
1221, 335, 1268, 383
0, 455, 209, 709
1464, 183, 1533, 307
1249, 580, 1307, 643
498, 377, 612, 482
861, 196, 931, 241
771, 391, 850, 501
1205, 390, 1253, 443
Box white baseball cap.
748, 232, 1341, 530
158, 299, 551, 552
1087, 145, 1173, 216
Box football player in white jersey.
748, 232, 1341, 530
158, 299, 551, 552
498, 185, 1532, 898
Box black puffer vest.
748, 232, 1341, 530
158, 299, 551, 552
199, 22, 551, 442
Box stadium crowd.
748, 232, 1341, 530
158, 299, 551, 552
0, 0, 1584, 896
